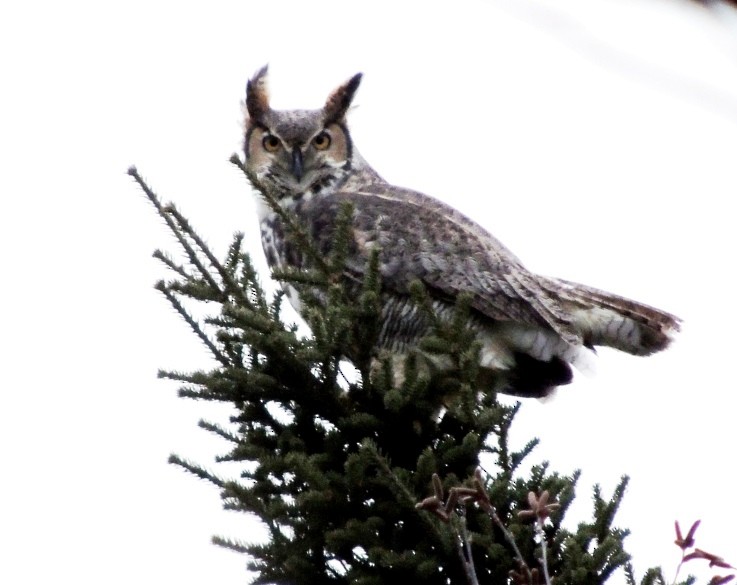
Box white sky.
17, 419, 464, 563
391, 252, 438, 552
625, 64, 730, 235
1, 0, 736, 583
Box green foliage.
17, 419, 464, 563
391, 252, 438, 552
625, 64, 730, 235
130, 164, 674, 584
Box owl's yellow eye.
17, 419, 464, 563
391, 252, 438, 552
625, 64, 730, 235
312, 131, 331, 151
262, 135, 281, 153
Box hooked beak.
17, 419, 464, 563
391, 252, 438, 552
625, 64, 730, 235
291, 148, 304, 182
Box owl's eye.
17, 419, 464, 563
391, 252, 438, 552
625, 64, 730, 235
262, 135, 281, 153
312, 131, 331, 151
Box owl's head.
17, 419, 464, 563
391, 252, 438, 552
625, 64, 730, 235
244, 66, 362, 198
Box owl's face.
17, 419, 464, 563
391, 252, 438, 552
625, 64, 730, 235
245, 113, 352, 196
244, 66, 362, 200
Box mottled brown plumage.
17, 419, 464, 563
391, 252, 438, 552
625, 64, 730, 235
243, 66, 680, 397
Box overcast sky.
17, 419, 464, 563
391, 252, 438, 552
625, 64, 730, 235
2, 1, 737, 583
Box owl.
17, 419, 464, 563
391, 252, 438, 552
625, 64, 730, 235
243, 66, 680, 398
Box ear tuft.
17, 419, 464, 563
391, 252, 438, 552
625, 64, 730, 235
324, 72, 363, 123
246, 65, 270, 122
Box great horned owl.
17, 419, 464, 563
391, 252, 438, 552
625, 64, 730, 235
243, 66, 680, 398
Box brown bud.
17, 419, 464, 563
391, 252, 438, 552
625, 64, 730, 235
432, 473, 443, 499
674, 519, 700, 550
708, 576, 735, 585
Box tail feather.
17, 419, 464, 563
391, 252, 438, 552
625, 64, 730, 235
544, 277, 681, 355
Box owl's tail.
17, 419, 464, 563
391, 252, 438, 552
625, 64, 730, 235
544, 277, 681, 356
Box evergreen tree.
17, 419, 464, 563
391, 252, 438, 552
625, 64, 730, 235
129, 162, 706, 585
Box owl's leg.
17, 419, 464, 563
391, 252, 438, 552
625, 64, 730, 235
368, 351, 412, 388
368, 349, 454, 390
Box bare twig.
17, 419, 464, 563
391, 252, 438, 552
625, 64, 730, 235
417, 468, 537, 584
454, 510, 480, 585
534, 520, 552, 585
672, 519, 735, 585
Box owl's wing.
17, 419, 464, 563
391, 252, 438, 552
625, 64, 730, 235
303, 184, 582, 345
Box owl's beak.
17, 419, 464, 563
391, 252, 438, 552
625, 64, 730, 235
291, 149, 304, 182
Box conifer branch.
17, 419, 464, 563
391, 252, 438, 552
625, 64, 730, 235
152, 249, 192, 279
154, 280, 230, 367
229, 154, 331, 275
362, 439, 445, 543
211, 535, 251, 554
164, 204, 255, 309
129, 167, 225, 297
199, 419, 240, 445
168, 454, 225, 488
225, 233, 245, 271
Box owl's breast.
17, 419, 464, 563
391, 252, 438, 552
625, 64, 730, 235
259, 213, 288, 271
259, 215, 307, 316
